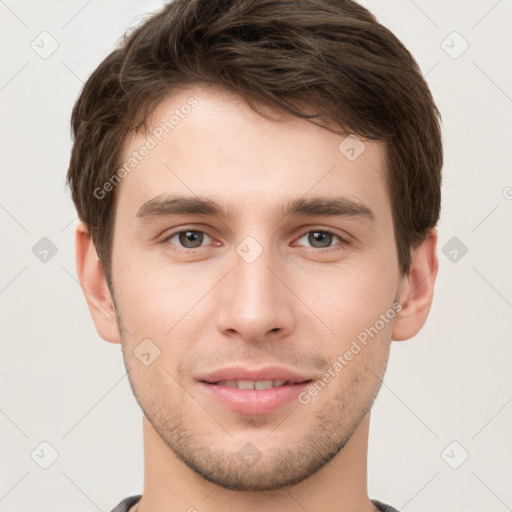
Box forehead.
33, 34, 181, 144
114, 84, 390, 223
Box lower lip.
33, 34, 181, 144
197, 381, 312, 415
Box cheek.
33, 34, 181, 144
114, 254, 218, 348
292, 260, 398, 340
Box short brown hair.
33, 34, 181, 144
66, 0, 442, 287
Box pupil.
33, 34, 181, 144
180, 231, 203, 248
309, 231, 331, 248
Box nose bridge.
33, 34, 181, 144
215, 236, 295, 341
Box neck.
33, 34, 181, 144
136, 412, 376, 512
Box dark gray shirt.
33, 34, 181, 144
110, 494, 400, 511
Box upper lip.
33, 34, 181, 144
197, 365, 312, 384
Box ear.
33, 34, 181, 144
392, 229, 439, 341
75, 221, 121, 344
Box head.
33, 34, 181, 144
68, 0, 441, 492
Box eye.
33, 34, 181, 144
295, 229, 347, 250
164, 230, 213, 249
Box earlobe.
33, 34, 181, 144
75, 221, 121, 344
392, 229, 439, 341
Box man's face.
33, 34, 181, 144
110, 84, 403, 491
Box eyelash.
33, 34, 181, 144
161, 227, 350, 253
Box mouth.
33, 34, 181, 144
197, 376, 314, 415
195, 365, 315, 414
203, 379, 313, 389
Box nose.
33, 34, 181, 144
214, 242, 296, 344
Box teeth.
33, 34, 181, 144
238, 380, 255, 390
216, 379, 290, 389
255, 380, 274, 390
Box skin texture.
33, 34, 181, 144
75, 84, 438, 512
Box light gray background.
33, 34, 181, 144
0, 1, 511, 511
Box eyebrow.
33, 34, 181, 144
136, 194, 375, 223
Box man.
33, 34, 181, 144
66, 0, 442, 510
